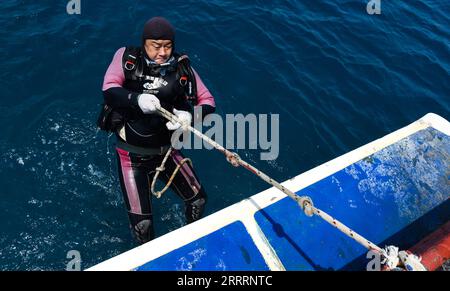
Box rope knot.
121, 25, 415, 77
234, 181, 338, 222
381, 245, 400, 269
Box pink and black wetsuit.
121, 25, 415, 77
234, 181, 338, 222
103, 47, 215, 147
102, 47, 216, 243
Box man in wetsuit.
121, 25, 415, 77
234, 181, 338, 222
102, 17, 216, 243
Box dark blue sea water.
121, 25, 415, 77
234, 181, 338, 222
0, 0, 448, 270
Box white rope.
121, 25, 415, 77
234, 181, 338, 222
150, 146, 193, 199
157, 106, 421, 270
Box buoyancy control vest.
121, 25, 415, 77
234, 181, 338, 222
98, 47, 198, 148
122, 47, 197, 105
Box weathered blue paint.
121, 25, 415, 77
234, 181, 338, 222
135, 221, 270, 271
135, 127, 449, 271
255, 128, 449, 270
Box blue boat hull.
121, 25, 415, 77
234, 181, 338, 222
88, 114, 450, 271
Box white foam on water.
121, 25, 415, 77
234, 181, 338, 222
50, 123, 60, 132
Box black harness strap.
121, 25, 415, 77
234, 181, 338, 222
122, 47, 144, 81
122, 47, 198, 105
176, 54, 198, 105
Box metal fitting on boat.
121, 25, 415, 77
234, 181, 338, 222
299, 196, 314, 217
226, 152, 241, 167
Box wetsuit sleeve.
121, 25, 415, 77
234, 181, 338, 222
102, 47, 140, 108
193, 68, 215, 107
192, 68, 216, 120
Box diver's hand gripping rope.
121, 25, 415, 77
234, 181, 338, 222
156, 106, 423, 270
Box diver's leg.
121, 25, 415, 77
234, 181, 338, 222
116, 148, 155, 243
162, 149, 207, 224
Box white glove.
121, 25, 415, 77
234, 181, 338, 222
138, 93, 160, 114
166, 109, 192, 131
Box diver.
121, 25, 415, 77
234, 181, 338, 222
99, 17, 216, 243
